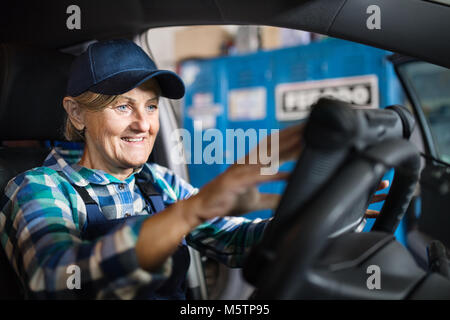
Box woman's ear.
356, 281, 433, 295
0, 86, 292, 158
63, 97, 85, 130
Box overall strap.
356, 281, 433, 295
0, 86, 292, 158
135, 178, 166, 214
134, 175, 185, 245
71, 184, 107, 230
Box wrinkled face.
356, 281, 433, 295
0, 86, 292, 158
83, 80, 160, 173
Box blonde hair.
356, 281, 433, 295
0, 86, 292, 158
64, 79, 162, 142
64, 92, 121, 142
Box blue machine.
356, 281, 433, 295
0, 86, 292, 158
180, 38, 407, 243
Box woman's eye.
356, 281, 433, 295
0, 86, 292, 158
116, 105, 130, 112
147, 104, 158, 112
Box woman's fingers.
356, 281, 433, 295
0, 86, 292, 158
231, 192, 282, 216
371, 193, 388, 203
227, 164, 290, 188
271, 124, 304, 158
255, 193, 282, 211
280, 122, 305, 137
365, 209, 380, 218
366, 182, 389, 217
363, 181, 390, 219
278, 135, 303, 163
365, 182, 390, 218
244, 123, 305, 165
368, 180, 389, 203
376, 180, 389, 191
214, 123, 303, 216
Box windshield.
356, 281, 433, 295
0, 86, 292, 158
398, 62, 450, 162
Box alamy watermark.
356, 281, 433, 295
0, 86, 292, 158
170, 121, 280, 175
366, 264, 381, 290
66, 5, 81, 30
66, 264, 81, 290
366, 5, 381, 30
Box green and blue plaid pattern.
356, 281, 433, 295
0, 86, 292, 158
0, 147, 267, 299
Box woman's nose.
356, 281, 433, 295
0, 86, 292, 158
131, 110, 151, 132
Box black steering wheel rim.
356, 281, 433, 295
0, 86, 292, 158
243, 98, 421, 299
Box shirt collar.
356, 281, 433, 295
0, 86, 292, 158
43, 147, 147, 187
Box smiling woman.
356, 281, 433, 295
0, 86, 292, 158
0, 38, 305, 300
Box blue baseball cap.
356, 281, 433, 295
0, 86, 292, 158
66, 39, 185, 99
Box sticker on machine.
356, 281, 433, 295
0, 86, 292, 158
187, 93, 223, 130
228, 87, 267, 121
275, 75, 379, 121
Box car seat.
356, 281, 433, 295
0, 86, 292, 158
0, 43, 73, 299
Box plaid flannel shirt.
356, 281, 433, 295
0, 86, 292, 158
0, 147, 268, 299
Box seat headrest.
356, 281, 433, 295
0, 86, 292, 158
0, 44, 74, 141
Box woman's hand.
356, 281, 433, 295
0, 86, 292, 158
364, 180, 390, 218
188, 123, 305, 225
188, 122, 390, 224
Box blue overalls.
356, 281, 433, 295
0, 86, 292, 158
72, 174, 190, 300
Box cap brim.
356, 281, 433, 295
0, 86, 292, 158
88, 69, 185, 99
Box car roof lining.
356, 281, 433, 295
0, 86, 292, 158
1, 0, 449, 68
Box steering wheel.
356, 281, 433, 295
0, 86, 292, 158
243, 98, 421, 298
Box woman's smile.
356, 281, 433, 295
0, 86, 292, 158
121, 136, 146, 144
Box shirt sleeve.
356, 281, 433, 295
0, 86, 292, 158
147, 163, 198, 204
147, 162, 271, 268
147, 164, 270, 268
0, 168, 172, 299
186, 216, 270, 268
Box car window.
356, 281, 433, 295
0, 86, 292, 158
397, 62, 450, 163
143, 25, 408, 299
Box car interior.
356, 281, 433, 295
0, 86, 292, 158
1, 0, 450, 299
244, 98, 450, 298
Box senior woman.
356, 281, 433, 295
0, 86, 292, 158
0, 39, 304, 299
1, 39, 386, 300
